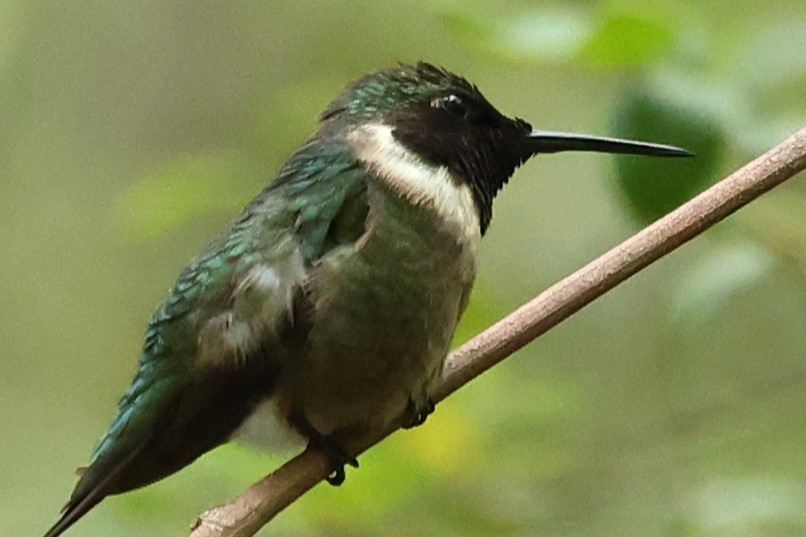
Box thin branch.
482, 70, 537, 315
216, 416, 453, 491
191, 128, 806, 537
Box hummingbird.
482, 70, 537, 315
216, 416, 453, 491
44, 62, 691, 537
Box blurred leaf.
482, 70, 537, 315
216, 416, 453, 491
438, 4, 592, 62
439, 1, 685, 67
729, 19, 806, 155
113, 155, 258, 238
494, 7, 593, 62
689, 478, 806, 529
582, 3, 678, 68
669, 242, 775, 329
738, 20, 806, 91
612, 79, 727, 223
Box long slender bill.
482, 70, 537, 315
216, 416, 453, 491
526, 130, 694, 157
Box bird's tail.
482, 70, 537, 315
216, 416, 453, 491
42, 446, 142, 537
42, 493, 104, 537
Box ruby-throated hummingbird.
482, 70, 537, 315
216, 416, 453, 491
44, 62, 691, 536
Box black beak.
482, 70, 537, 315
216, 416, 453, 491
526, 130, 694, 158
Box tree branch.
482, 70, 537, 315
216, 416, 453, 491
190, 128, 806, 537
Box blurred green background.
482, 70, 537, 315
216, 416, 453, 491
3, 1, 806, 535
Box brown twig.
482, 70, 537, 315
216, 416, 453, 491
190, 128, 806, 537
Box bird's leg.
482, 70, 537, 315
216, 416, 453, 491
402, 397, 435, 429
289, 411, 358, 486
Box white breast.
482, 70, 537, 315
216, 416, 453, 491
347, 123, 481, 246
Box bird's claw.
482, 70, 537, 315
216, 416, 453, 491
322, 441, 358, 487
327, 467, 346, 486
403, 398, 435, 429
291, 410, 359, 487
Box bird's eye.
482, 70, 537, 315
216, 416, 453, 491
438, 94, 467, 118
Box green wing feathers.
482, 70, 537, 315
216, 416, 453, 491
44, 135, 370, 537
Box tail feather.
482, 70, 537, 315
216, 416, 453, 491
43, 494, 104, 537
42, 446, 143, 537
43, 338, 282, 536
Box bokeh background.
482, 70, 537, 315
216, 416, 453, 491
3, 1, 806, 535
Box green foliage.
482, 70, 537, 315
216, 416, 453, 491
581, 3, 679, 67
2, 1, 806, 537
440, 4, 593, 62
612, 81, 725, 223
440, 1, 680, 67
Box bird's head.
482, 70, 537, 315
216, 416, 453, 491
321, 62, 691, 231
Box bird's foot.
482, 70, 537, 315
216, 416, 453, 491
291, 411, 358, 486
402, 397, 435, 429
320, 440, 359, 486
